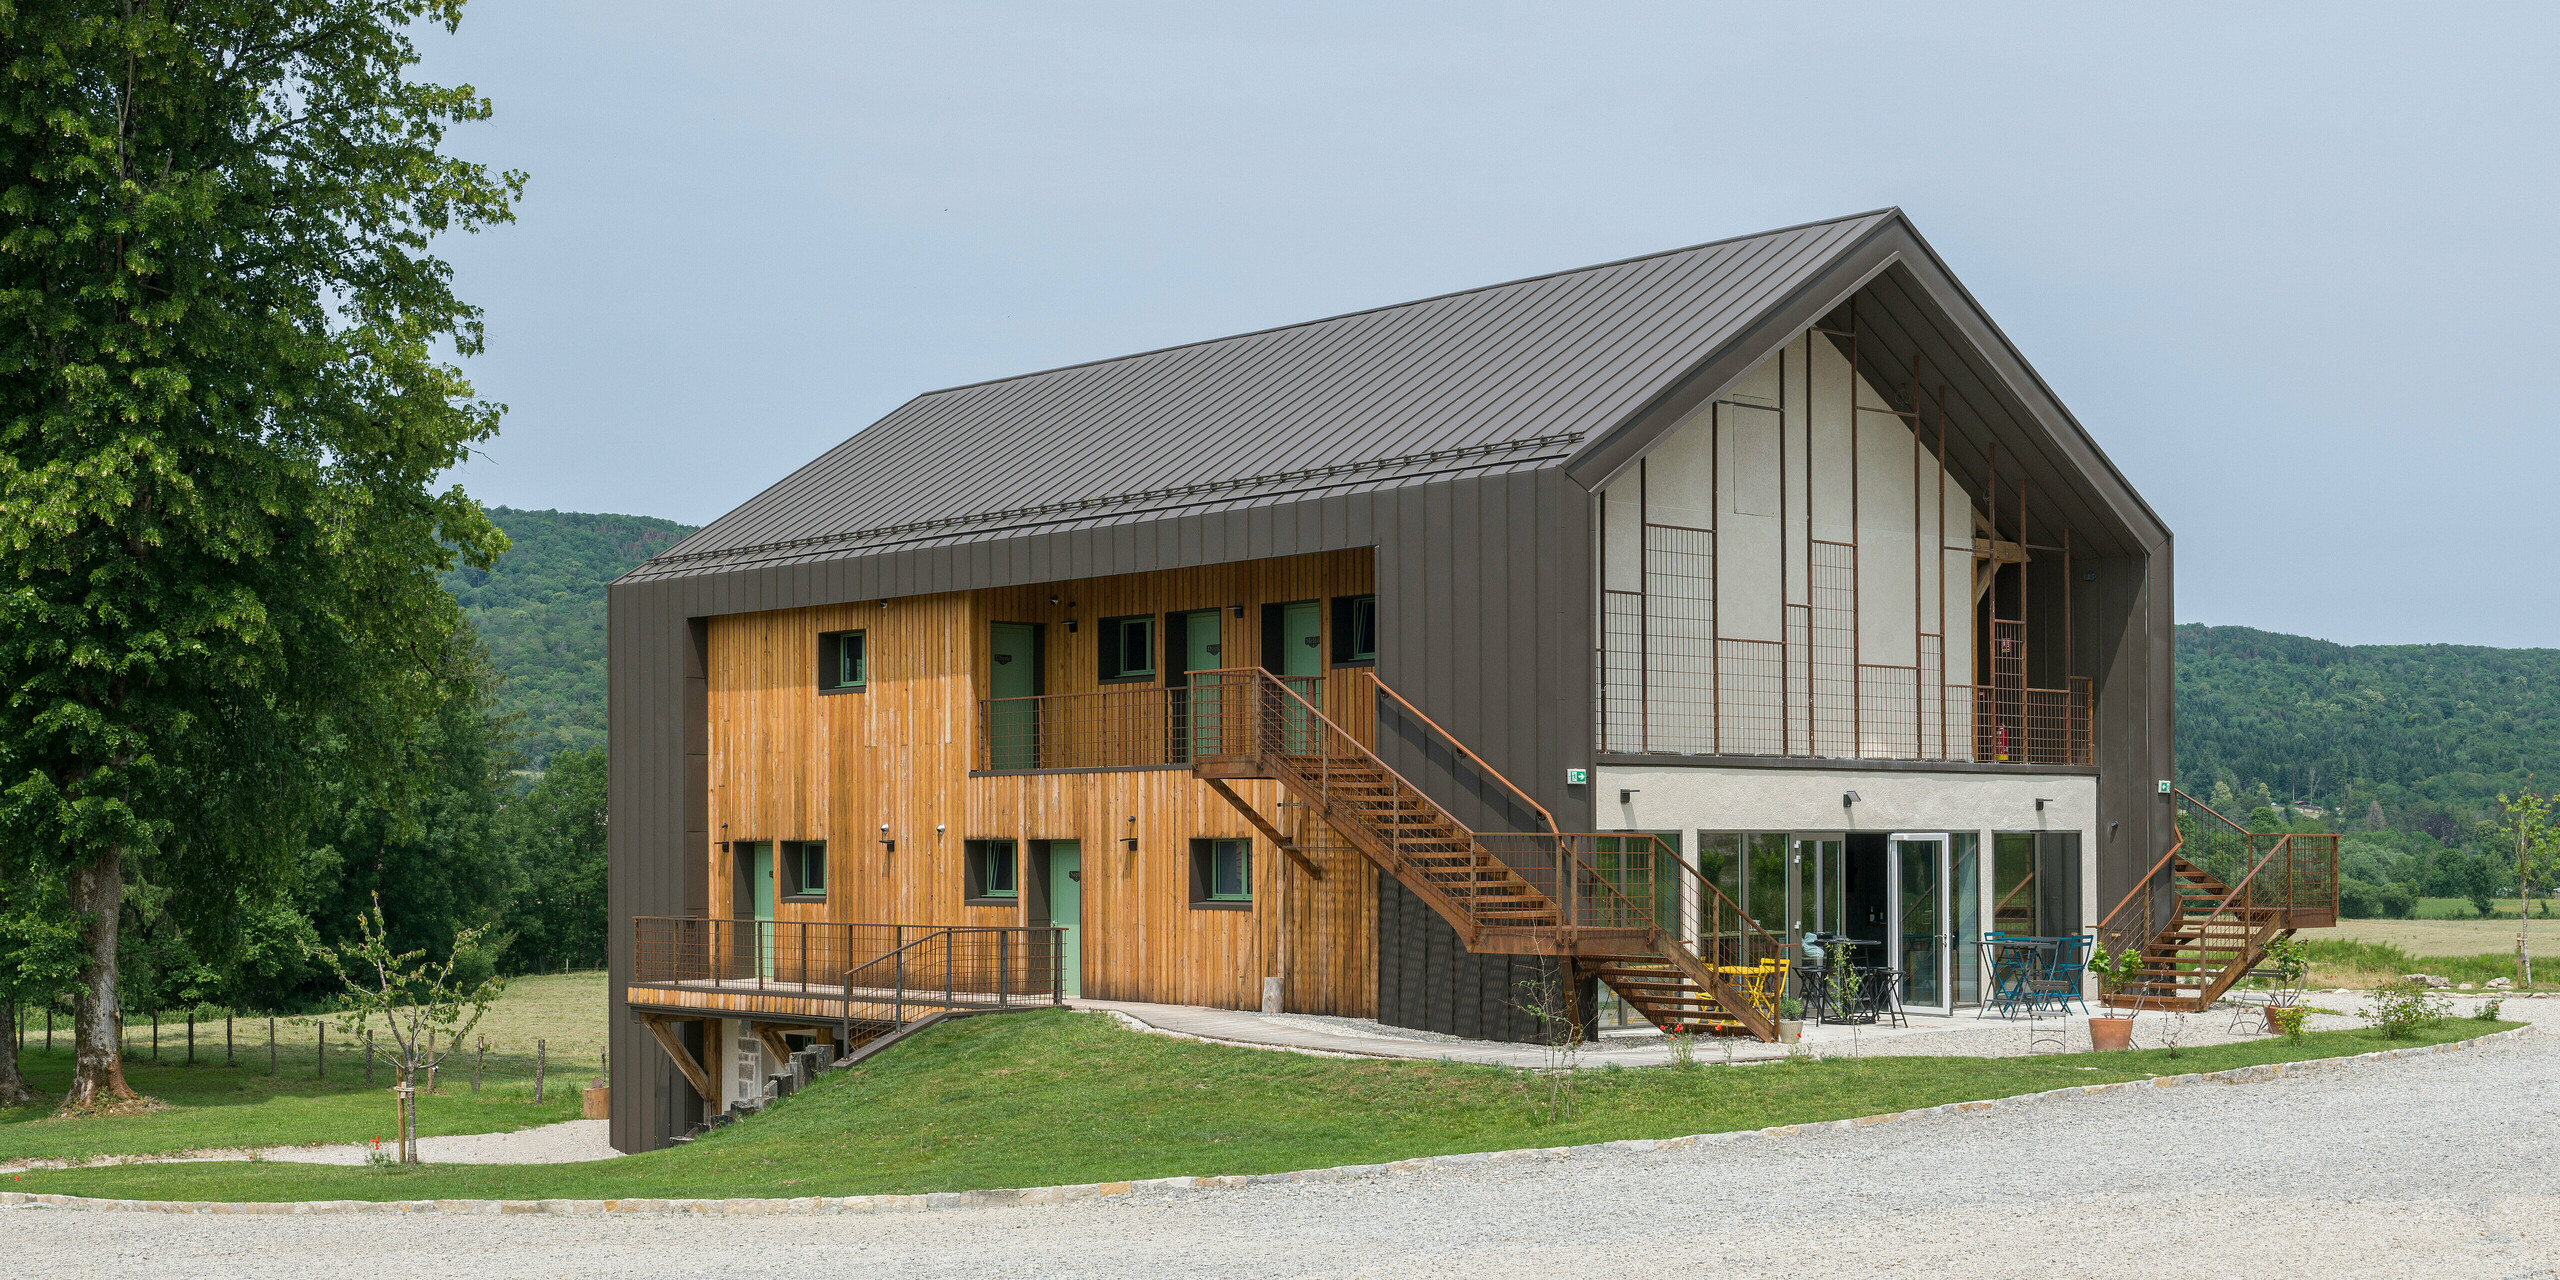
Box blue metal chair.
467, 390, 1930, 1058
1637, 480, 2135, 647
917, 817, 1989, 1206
2043, 934, 2091, 1016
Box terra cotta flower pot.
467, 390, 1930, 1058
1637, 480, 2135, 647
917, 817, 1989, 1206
2262, 1005, 2286, 1034
2088, 1016, 2134, 1051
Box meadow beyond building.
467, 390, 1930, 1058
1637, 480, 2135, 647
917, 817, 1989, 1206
607, 210, 2213, 1152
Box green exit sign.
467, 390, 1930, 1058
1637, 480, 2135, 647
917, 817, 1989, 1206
1566, 768, 1589, 786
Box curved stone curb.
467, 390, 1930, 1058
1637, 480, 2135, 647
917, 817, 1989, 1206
0, 1024, 2529, 1218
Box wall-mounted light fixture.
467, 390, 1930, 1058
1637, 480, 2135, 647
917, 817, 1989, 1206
935, 823, 946, 836
1842, 791, 1861, 810
1618, 788, 1640, 805
1124, 815, 1139, 852
877, 822, 894, 854
2035, 797, 2054, 812
1230, 604, 1244, 618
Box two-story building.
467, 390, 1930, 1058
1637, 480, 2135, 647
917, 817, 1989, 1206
606, 209, 2184, 1152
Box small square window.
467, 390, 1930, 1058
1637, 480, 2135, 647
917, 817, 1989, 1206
819, 630, 866, 693
781, 841, 827, 900
965, 839, 1018, 903
1331, 595, 1377, 665
1190, 838, 1252, 907
1098, 615, 1154, 681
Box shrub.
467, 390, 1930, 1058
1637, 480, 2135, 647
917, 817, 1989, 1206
2338, 877, 2417, 919
2270, 1005, 2308, 1044
2364, 979, 2450, 1040
2477, 999, 2503, 1021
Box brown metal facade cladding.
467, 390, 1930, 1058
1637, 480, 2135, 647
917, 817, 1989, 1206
607, 209, 2176, 1152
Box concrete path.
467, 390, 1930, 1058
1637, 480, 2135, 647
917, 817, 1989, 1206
1071, 992, 2418, 1064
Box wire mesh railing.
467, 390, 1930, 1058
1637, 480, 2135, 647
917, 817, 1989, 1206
631, 918, 1064, 1024
976, 677, 1320, 771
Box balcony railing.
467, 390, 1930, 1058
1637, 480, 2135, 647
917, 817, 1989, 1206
630, 917, 1065, 1022
977, 676, 1320, 772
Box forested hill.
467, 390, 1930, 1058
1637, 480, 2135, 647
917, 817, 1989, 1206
2176, 623, 2560, 838
443, 508, 696, 768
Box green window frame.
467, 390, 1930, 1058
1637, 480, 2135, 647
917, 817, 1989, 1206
965, 839, 1018, 903
1190, 838, 1252, 907
780, 840, 827, 900
819, 630, 867, 693
1331, 595, 1377, 665
1099, 615, 1155, 681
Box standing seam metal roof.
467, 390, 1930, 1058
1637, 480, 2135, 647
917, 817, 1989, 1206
631, 210, 1896, 581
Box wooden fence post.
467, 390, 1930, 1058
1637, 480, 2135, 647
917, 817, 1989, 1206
187, 1011, 194, 1066
364, 1032, 374, 1086
534, 1038, 546, 1103
473, 1036, 484, 1096
226, 1014, 234, 1067
267, 1016, 276, 1075
318, 1021, 326, 1081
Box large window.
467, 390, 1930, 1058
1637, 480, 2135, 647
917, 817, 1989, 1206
780, 840, 826, 900
819, 630, 866, 693
1331, 594, 1377, 665
965, 839, 1018, 903
1697, 831, 1790, 927
1098, 615, 1154, 682
1190, 838, 1252, 907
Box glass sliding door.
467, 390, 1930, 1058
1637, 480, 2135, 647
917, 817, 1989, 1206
1795, 836, 1845, 934
1951, 833, 1980, 1004
1887, 834, 1952, 1014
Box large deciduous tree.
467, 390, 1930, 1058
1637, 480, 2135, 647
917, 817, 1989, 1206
0, 1, 518, 1108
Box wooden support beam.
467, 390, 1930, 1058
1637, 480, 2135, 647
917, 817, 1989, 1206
1202, 776, 1325, 880
752, 1023, 795, 1065
639, 1013, 715, 1102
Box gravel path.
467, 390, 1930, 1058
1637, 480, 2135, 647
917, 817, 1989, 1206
8, 1016, 2550, 1278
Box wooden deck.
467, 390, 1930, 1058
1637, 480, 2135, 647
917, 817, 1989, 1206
627, 976, 1062, 1025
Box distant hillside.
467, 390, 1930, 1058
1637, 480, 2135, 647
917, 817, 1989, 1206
2176, 623, 2560, 840
443, 508, 696, 768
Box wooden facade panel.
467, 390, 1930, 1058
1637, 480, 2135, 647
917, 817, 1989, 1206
704, 550, 1379, 1019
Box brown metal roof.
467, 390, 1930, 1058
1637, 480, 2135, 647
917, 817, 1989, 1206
629, 210, 1900, 581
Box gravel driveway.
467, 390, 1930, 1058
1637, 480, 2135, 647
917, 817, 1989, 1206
8, 1015, 2551, 1279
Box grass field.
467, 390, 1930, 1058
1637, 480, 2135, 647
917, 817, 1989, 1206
0, 971, 605, 1164
7, 1006, 2514, 1202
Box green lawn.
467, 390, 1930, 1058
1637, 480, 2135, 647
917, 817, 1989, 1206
0, 1042, 583, 1166
8, 1008, 2515, 1202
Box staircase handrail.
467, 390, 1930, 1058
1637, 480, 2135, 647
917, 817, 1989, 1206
2175, 787, 2254, 835
1194, 667, 1526, 920
1630, 834, 1785, 965
1367, 670, 1560, 838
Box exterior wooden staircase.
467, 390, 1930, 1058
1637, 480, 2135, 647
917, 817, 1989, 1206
1189, 667, 1783, 1041
2095, 790, 2339, 1013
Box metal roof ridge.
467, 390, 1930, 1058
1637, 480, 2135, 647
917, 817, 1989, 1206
903, 209, 1902, 399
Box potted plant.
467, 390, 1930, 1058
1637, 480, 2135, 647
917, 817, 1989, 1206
2084, 938, 2146, 1051
2259, 936, 2309, 1033
1777, 996, 1804, 1044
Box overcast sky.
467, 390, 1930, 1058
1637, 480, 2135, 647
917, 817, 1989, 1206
421, 2, 2557, 648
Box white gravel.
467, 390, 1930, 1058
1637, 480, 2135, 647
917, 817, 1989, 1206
5, 1012, 2549, 1278
0, 1120, 620, 1173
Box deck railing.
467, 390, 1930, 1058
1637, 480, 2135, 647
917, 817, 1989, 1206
630, 918, 1065, 1022
977, 677, 1320, 772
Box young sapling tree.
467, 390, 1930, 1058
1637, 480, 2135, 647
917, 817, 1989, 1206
316, 894, 503, 1163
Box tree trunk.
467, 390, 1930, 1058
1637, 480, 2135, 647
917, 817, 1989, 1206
60, 845, 134, 1110
0, 1000, 33, 1107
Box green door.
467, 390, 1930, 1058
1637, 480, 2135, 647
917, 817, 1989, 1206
1278, 601, 1321, 753
1172, 609, 1222, 761
1048, 842, 1081, 998
989, 622, 1039, 770
752, 841, 776, 978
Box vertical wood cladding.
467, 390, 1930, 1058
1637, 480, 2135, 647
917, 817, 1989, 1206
700, 550, 1378, 1019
